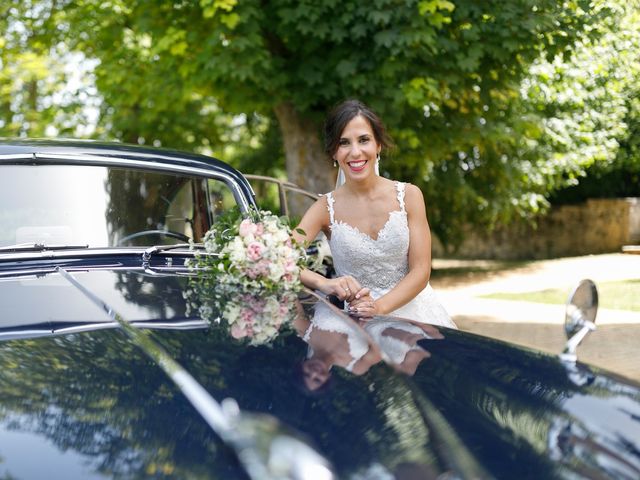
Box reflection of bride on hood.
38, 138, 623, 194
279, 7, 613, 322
364, 319, 443, 375
294, 295, 444, 391
294, 301, 381, 392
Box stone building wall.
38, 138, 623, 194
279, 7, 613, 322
433, 198, 640, 260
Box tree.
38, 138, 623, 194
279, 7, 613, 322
513, 1, 640, 202
0, 2, 90, 137
5, 0, 621, 246
547, 2, 640, 204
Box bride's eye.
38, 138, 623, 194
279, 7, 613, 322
338, 139, 350, 147
359, 136, 370, 144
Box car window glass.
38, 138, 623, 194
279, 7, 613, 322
208, 178, 237, 220
0, 165, 235, 248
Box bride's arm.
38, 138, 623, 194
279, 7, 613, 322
294, 197, 368, 301
352, 184, 431, 316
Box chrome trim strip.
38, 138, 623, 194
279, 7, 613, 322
0, 264, 198, 279
0, 154, 35, 160
0, 247, 195, 262
0, 320, 209, 341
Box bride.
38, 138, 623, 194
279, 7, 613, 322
294, 99, 456, 328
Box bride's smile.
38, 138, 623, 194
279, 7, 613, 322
347, 159, 367, 172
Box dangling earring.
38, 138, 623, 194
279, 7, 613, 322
376, 153, 380, 163
333, 159, 337, 167
375, 153, 381, 176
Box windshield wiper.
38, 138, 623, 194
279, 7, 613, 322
0, 243, 90, 253
141, 243, 208, 267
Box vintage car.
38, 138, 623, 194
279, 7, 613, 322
0, 139, 638, 479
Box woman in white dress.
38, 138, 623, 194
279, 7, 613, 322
294, 99, 456, 329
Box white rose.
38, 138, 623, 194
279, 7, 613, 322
242, 233, 255, 246
228, 238, 246, 263
274, 229, 289, 244
266, 221, 279, 233
224, 303, 241, 324
268, 262, 285, 282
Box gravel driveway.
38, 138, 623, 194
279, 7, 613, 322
430, 253, 640, 382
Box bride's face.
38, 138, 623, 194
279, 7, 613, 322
334, 115, 381, 181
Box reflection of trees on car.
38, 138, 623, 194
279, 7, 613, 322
0, 330, 242, 478
0, 324, 440, 478
113, 271, 190, 320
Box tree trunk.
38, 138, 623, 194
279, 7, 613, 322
274, 102, 335, 199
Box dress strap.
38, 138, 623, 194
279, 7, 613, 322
395, 182, 406, 213
302, 322, 314, 342
326, 192, 336, 224
345, 357, 358, 372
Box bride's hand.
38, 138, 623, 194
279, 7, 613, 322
319, 276, 369, 302
348, 297, 381, 319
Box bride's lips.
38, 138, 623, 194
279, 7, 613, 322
347, 160, 367, 172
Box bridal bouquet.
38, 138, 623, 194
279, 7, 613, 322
185, 208, 306, 345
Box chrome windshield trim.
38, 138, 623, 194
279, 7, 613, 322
0, 246, 195, 262
0, 153, 36, 160
0, 264, 198, 280
0, 320, 209, 341
31, 152, 251, 212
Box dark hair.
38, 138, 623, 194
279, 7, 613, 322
323, 99, 394, 158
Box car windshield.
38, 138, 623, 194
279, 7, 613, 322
0, 164, 236, 248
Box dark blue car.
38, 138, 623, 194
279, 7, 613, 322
0, 140, 638, 479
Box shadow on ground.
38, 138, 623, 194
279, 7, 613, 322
430, 259, 536, 289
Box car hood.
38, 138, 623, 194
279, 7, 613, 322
0, 265, 638, 479
0, 266, 197, 337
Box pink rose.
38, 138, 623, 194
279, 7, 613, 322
255, 223, 264, 236
256, 259, 270, 276
239, 219, 257, 237
247, 241, 264, 261
230, 323, 248, 339
240, 307, 256, 324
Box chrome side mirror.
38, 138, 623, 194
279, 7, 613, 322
560, 279, 598, 362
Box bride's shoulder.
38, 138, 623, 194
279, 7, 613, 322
402, 183, 427, 215
386, 179, 423, 198
402, 182, 424, 198
303, 194, 332, 220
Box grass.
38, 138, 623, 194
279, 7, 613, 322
481, 279, 640, 312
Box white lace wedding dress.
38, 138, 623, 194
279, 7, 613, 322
323, 181, 456, 329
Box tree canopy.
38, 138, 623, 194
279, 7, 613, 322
2, 0, 638, 247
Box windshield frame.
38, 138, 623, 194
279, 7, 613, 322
0, 151, 257, 255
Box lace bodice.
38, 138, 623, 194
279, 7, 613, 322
319, 182, 457, 329
326, 182, 409, 296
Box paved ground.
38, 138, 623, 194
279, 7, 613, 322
429, 253, 640, 383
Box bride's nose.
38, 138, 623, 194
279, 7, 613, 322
349, 143, 362, 157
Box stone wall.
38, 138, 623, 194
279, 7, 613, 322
433, 198, 640, 260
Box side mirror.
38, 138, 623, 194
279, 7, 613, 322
560, 279, 598, 362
